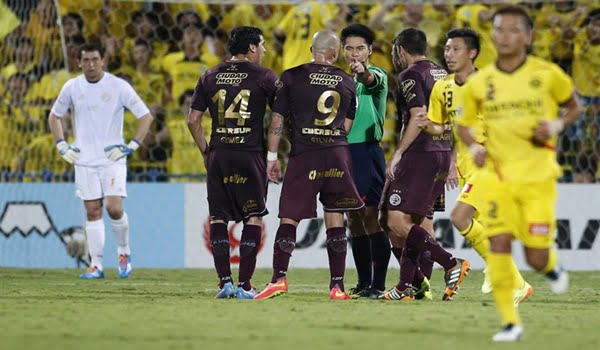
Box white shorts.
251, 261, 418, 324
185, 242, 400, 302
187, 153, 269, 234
75, 163, 127, 200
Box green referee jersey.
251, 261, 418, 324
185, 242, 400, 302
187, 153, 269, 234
347, 65, 388, 144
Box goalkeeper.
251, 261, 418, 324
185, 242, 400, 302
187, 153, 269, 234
48, 43, 153, 280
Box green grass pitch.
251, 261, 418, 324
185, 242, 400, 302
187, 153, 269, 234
1, 268, 599, 350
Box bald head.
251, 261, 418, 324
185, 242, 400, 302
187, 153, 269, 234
310, 30, 340, 63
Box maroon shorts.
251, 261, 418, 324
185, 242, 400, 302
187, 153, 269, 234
380, 151, 450, 218
279, 147, 364, 221
207, 148, 268, 223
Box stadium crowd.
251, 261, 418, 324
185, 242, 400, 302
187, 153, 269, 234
1, 0, 599, 182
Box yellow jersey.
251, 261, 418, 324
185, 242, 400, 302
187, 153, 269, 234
166, 112, 211, 179
454, 4, 497, 69
428, 74, 485, 179
277, 2, 337, 70
572, 30, 600, 97
161, 51, 220, 106
458, 56, 574, 184
117, 66, 165, 109
20, 134, 70, 177
29, 69, 73, 102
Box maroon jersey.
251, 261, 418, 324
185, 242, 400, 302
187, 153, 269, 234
191, 60, 278, 152
396, 60, 451, 152
272, 63, 356, 156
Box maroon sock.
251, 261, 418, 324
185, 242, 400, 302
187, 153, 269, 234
419, 251, 434, 279
238, 224, 262, 290
210, 223, 232, 287
271, 224, 296, 283
326, 227, 347, 290
406, 225, 456, 271
413, 266, 425, 286
397, 247, 418, 290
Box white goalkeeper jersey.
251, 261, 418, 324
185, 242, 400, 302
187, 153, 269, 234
51, 72, 150, 167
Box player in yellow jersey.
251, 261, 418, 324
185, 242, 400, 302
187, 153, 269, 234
457, 6, 582, 342
417, 28, 533, 304
275, 2, 348, 70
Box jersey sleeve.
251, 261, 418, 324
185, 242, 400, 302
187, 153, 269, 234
457, 79, 478, 127
261, 69, 279, 108
366, 66, 387, 92
427, 80, 445, 124
347, 80, 357, 120
400, 70, 426, 110
50, 80, 73, 118
276, 7, 295, 33
549, 63, 575, 105
272, 73, 290, 118
121, 80, 150, 118
190, 76, 208, 112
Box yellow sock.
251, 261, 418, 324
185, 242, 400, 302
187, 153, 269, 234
488, 252, 521, 326
543, 249, 558, 274
509, 257, 526, 289
460, 219, 489, 261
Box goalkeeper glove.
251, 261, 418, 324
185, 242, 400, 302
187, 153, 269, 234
56, 140, 80, 164
104, 139, 140, 161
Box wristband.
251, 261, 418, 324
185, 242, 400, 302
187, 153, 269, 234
267, 151, 278, 161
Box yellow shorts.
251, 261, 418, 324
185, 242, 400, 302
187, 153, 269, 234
480, 171, 557, 249
457, 171, 484, 214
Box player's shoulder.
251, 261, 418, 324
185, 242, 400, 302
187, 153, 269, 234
63, 74, 85, 89
524, 55, 566, 76
368, 65, 387, 76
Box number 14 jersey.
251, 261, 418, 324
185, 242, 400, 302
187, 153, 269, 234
191, 60, 279, 152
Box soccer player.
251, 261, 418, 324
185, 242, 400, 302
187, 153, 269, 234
457, 6, 582, 341
380, 28, 470, 301
417, 28, 533, 304
254, 30, 363, 300
48, 43, 154, 279
188, 26, 278, 299
340, 24, 391, 299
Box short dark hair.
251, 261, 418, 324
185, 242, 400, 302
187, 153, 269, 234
132, 10, 160, 25
134, 38, 152, 51
78, 43, 104, 60
493, 5, 533, 31
392, 28, 427, 55
176, 9, 202, 26
447, 28, 481, 60
63, 13, 84, 31
228, 26, 263, 56
341, 24, 375, 46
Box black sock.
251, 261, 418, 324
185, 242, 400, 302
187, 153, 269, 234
351, 235, 372, 288
369, 231, 391, 290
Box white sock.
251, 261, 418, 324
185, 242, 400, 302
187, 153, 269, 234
86, 219, 105, 270
111, 212, 130, 256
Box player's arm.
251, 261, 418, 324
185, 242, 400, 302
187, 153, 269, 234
49, 82, 80, 164
187, 109, 209, 156
344, 118, 354, 133
48, 111, 80, 164
533, 94, 582, 145
456, 82, 486, 167
417, 80, 446, 135
350, 60, 375, 87
386, 105, 425, 180
266, 112, 285, 183
326, 4, 350, 31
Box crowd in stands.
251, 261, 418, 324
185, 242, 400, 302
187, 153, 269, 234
1, 1, 599, 182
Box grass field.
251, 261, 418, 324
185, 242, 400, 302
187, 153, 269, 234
1, 268, 599, 350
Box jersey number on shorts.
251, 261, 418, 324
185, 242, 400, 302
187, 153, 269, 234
314, 90, 341, 126
211, 89, 251, 126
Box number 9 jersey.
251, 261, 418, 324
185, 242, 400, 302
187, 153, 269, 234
190, 60, 279, 152
272, 63, 357, 156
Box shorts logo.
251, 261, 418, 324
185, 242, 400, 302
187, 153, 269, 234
462, 183, 473, 194
242, 200, 258, 213
334, 198, 359, 208
389, 194, 402, 206
529, 223, 550, 235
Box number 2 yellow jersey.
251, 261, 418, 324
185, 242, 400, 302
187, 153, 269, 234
428, 74, 485, 179
277, 2, 337, 70
458, 56, 575, 184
